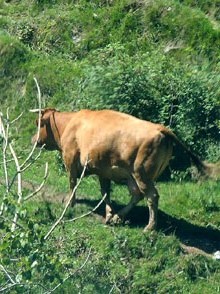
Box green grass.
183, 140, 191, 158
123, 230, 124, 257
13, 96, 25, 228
1, 0, 220, 292
23, 179, 220, 293
159, 181, 220, 228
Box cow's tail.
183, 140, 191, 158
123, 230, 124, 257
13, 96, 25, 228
160, 127, 219, 179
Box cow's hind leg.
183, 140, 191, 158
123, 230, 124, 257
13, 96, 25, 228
111, 176, 143, 224
134, 172, 159, 231
133, 133, 171, 231
112, 174, 159, 230
99, 177, 113, 224
143, 182, 159, 231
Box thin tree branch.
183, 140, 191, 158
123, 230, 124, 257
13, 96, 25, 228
10, 112, 23, 125
45, 247, 92, 294
20, 77, 42, 169
20, 144, 45, 173
0, 112, 9, 215
108, 282, 121, 294
8, 144, 45, 191
0, 283, 21, 293
66, 192, 107, 223
0, 264, 15, 284
0, 282, 48, 293
24, 162, 49, 201
0, 157, 21, 165
9, 144, 22, 232
44, 157, 89, 240
0, 216, 25, 230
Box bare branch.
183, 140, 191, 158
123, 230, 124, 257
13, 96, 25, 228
0, 216, 25, 230
9, 144, 22, 232
20, 77, 42, 169
44, 157, 89, 240
0, 112, 10, 215
66, 192, 107, 223
7, 144, 45, 193
45, 247, 92, 294
21, 144, 45, 173
0, 283, 20, 293
24, 162, 49, 201
0, 264, 15, 284
0, 282, 48, 293
0, 157, 21, 165
10, 112, 23, 125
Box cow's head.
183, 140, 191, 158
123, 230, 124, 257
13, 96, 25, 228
31, 108, 60, 151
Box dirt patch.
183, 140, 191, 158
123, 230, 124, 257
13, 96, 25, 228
0, 177, 67, 203
180, 243, 213, 258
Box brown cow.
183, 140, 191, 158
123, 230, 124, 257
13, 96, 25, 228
31, 108, 209, 231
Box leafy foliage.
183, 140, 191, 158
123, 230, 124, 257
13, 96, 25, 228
77, 44, 219, 161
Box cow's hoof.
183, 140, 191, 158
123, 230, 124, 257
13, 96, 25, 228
105, 213, 113, 224
111, 214, 123, 225
143, 223, 156, 232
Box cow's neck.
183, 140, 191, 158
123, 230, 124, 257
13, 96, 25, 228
49, 111, 73, 150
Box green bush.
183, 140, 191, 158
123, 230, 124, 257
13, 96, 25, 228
76, 44, 219, 161
0, 33, 29, 78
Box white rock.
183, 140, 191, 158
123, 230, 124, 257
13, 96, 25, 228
213, 251, 220, 260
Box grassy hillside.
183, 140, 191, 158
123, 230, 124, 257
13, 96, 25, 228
0, 175, 220, 292
0, 1, 220, 293
1, 0, 220, 161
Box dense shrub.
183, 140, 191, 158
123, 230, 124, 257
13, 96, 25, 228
76, 44, 219, 161
0, 34, 29, 78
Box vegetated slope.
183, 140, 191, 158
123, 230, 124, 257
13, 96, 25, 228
1, 0, 220, 175
0, 0, 220, 164
0, 2, 220, 293
0, 177, 220, 293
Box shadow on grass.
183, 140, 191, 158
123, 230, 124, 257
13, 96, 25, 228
76, 198, 220, 254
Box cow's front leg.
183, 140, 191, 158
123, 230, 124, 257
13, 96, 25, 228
69, 172, 77, 207
63, 150, 78, 207
99, 177, 113, 224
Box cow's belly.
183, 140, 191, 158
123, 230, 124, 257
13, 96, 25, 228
105, 165, 130, 183
86, 165, 130, 184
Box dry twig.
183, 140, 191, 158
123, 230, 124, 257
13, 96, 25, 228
9, 144, 22, 232
0, 112, 9, 215
21, 77, 42, 169
0, 264, 15, 285
24, 162, 49, 201
44, 247, 92, 294
66, 192, 107, 223
44, 157, 89, 240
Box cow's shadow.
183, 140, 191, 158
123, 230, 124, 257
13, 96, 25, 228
76, 198, 220, 254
